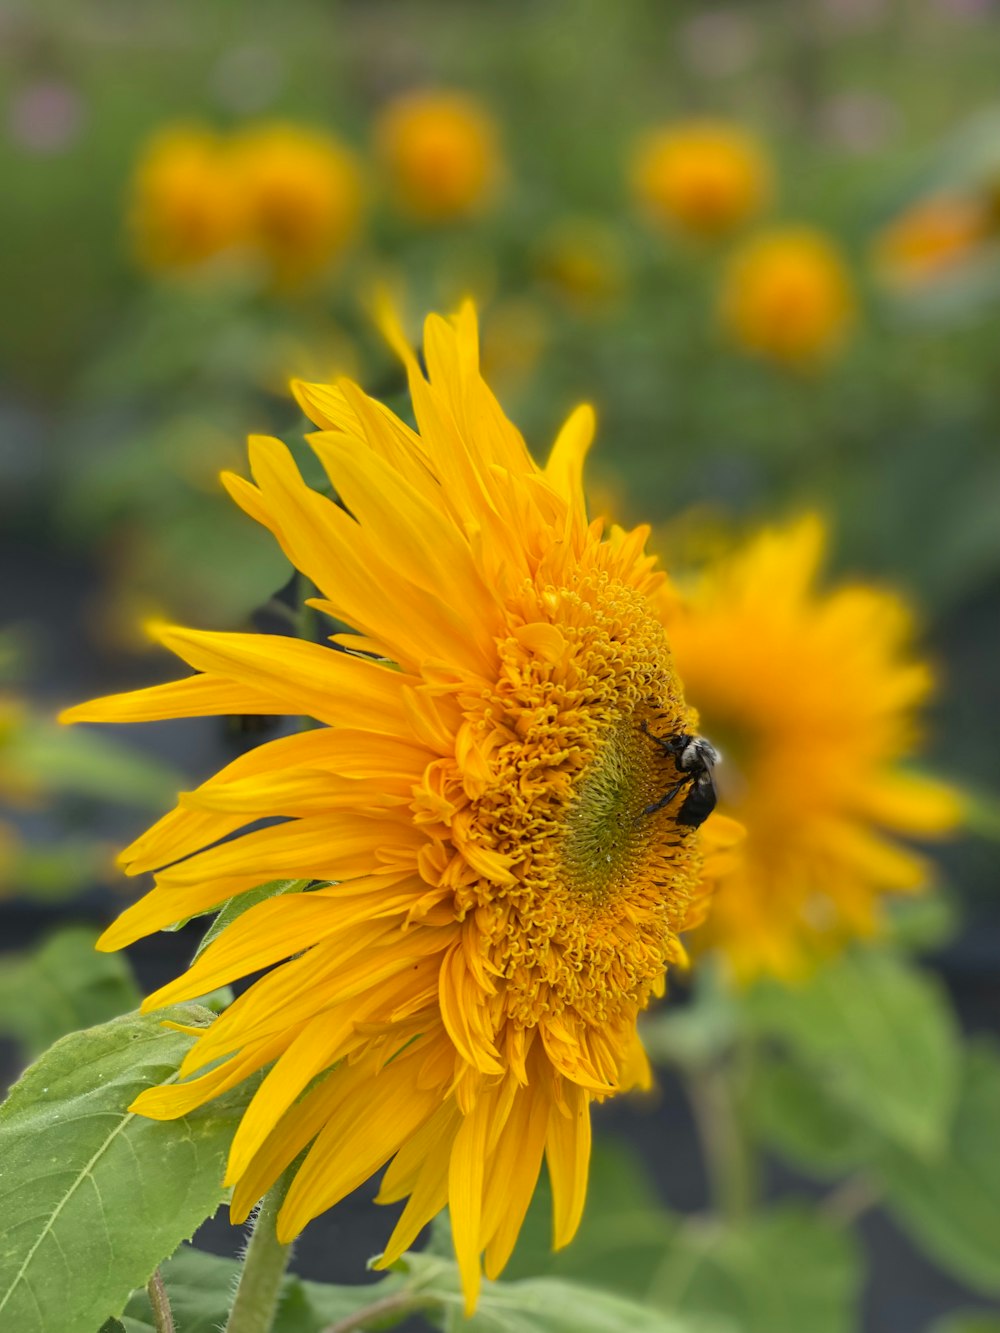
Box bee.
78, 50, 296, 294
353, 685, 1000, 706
639, 719, 720, 828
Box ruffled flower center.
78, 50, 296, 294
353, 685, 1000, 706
434, 569, 703, 1050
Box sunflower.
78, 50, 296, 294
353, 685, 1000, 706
62, 304, 738, 1311
375, 90, 502, 222
129, 125, 242, 272
629, 120, 772, 240
666, 516, 962, 983
720, 226, 855, 367
231, 123, 363, 287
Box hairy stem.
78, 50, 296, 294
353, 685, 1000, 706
146, 1268, 175, 1333
224, 1174, 295, 1333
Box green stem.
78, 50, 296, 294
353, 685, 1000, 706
686, 1061, 755, 1222
146, 1268, 175, 1333
224, 1174, 295, 1333
320, 1292, 436, 1333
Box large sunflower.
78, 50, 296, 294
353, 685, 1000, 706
62, 304, 738, 1310
666, 516, 962, 983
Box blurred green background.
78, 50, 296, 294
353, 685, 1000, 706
2, 2, 999, 1331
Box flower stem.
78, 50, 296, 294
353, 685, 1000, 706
320, 1291, 436, 1333
224, 1174, 295, 1333
686, 1060, 755, 1222
146, 1268, 175, 1333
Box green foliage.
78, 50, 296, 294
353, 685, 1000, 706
194, 878, 312, 960
647, 1207, 862, 1333
122, 1240, 715, 1333
9, 717, 185, 809
745, 1054, 874, 1179
503, 1139, 677, 1295
0, 1005, 249, 1333
0, 925, 140, 1058
878, 1040, 1000, 1295
6, 839, 119, 903
744, 950, 960, 1155
402, 1251, 712, 1333
930, 1314, 1000, 1333
124, 1246, 402, 1333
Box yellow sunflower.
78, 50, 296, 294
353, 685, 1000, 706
666, 516, 962, 983
720, 227, 855, 367
129, 125, 242, 272
629, 120, 772, 240
375, 90, 502, 222
231, 123, 364, 288
62, 304, 738, 1311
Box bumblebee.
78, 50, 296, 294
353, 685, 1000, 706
639, 720, 720, 828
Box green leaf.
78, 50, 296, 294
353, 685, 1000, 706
125, 1245, 405, 1333
745, 1054, 874, 1178
744, 950, 960, 1155
879, 1041, 1000, 1294
402, 1252, 713, 1333
10, 719, 184, 809
0, 1005, 250, 1333
647, 1206, 862, 1333
0, 926, 140, 1057
930, 1314, 1000, 1333
193, 879, 312, 959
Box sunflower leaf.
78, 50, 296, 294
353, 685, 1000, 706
401, 1251, 716, 1333
744, 1052, 875, 1178
646, 1206, 862, 1333
743, 949, 960, 1155
0, 1004, 249, 1333
878, 1040, 1000, 1294
193, 877, 313, 960
0, 926, 140, 1059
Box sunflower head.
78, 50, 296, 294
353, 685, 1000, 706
128, 124, 241, 271
230, 123, 364, 287
62, 302, 736, 1311
666, 515, 963, 983
720, 226, 856, 367
375, 90, 503, 222
873, 192, 989, 289
630, 119, 772, 240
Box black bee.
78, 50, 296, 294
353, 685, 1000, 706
639, 720, 720, 827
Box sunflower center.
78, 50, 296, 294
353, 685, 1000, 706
561, 718, 660, 901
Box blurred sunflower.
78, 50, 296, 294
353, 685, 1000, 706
720, 226, 855, 367
666, 517, 962, 983
630, 119, 772, 240
873, 192, 990, 289
232, 123, 363, 287
375, 90, 502, 221
129, 125, 242, 272
63, 304, 738, 1310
